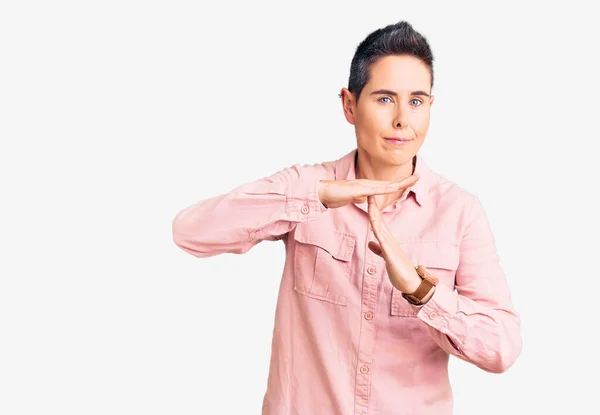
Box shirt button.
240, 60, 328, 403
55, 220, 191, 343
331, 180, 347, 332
359, 365, 369, 374
367, 266, 376, 275
429, 312, 437, 320
300, 205, 309, 214
364, 311, 373, 320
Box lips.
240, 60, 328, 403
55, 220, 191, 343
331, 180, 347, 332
384, 137, 412, 144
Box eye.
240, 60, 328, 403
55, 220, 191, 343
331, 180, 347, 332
378, 97, 392, 103
410, 98, 423, 107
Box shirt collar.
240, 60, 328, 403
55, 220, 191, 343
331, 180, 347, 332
335, 148, 433, 206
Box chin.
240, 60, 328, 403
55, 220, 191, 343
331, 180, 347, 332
380, 150, 413, 165
358, 144, 413, 166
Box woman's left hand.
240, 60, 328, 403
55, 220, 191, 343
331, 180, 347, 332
367, 195, 422, 294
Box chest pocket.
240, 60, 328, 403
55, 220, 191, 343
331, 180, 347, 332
292, 221, 356, 306
391, 241, 459, 317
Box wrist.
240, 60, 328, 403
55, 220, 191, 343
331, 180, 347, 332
406, 269, 422, 293
401, 265, 439, 305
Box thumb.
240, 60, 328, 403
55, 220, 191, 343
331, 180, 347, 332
368, 241, 384, 257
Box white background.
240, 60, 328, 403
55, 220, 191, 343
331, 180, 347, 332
1, 1, 599, 414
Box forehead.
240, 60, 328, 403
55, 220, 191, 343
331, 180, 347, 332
365, 55, 431, 92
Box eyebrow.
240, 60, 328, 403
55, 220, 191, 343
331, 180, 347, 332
369, 89, 430, 97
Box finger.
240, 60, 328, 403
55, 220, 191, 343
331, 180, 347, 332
357, 174, 418, 187
367, 196, 394, 249
367, 196, 384, 238
359, 174, 420, 196
361, 173, 420, 188
367, 241, 383, 257
392, 172, 420, 185
388, 173, 419, 192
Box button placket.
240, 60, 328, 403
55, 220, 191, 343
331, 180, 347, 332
354, 229, 381, 411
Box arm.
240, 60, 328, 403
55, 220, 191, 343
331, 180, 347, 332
172, 164, 329, 258
415, 194, 522, 373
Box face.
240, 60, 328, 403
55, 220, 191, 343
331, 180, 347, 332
341, 54, 434, 168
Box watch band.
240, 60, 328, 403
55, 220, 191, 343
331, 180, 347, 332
402, 265, 439, 305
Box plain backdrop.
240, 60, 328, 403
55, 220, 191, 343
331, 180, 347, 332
1, 1, 599, 414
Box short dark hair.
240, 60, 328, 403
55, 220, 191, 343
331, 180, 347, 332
347, 21, 434, 102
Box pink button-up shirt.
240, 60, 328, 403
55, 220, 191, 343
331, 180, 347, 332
172, 149, 522, 415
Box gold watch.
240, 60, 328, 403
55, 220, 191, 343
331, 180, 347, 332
401, 265, 439, 305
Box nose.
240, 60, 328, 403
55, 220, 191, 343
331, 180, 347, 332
392, 102, 409, 128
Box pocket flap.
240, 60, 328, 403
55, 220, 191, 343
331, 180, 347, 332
402, 241, 459, 270
294, 223, 355, 262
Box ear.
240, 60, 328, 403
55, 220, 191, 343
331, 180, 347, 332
340, 88, 356, 125
429, 94, 435, 106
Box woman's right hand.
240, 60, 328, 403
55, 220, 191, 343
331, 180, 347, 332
317, 174, 420, 209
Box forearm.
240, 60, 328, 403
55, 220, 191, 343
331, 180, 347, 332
416, 283, 522, 373
172, 167, 328, 258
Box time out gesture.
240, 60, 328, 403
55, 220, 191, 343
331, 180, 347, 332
318, 175, 424, 296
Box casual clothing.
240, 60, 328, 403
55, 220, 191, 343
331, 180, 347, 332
172, 149, 522, 415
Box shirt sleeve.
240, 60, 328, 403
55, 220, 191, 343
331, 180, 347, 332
172, 164, 329, 258
411, 194, 522, 373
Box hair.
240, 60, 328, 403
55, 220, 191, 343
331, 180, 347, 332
347, 21, 434, 102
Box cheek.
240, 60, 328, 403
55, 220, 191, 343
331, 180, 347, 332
355, 114, 374, 137
358, 109, 387, 132
413, 112, 430, 133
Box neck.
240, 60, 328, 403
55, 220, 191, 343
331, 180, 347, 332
354, 149, 417, 209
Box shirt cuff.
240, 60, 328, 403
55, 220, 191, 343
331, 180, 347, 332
411, 283, 459, 331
